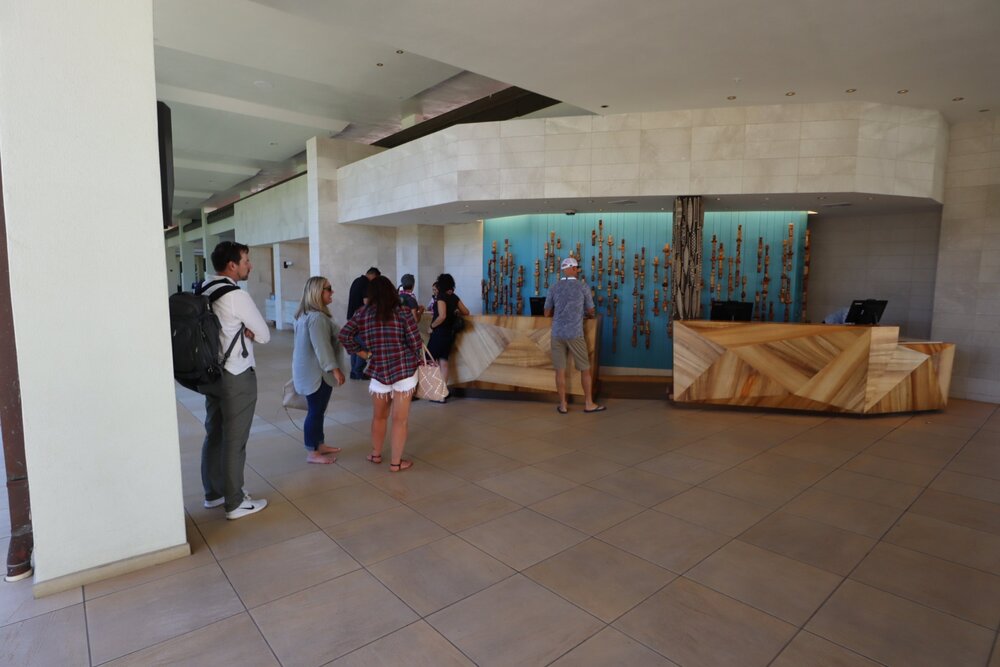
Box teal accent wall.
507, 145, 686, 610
483, 211, 808, 370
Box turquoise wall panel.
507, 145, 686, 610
483, 211, 808, 370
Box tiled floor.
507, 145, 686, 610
3, 330, 1000, 666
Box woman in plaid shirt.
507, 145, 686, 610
339, 276, 423, 472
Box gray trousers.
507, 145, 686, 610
201, 368, 257, 512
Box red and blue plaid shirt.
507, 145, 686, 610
339, 305, 423, 384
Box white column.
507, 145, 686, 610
272, 242, 285, 330
0, 0, 188, 592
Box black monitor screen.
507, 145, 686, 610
845, 299, 888, 325
529, 296, 546, 316
710, 300, 754, 322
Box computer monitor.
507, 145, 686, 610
845, 299, 888, 325
529, 296, 546, 316
710, 300, 754, 322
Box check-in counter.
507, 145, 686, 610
672, 320, 954, 414
423, 315, 600, 396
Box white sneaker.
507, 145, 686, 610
226, 495, 268, 520
204, 487, 247, 509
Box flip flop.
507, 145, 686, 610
556, 405, 568, 414
583, 405, 607, 413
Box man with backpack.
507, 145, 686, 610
198, 241, 270, 520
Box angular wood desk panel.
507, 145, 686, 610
449, 315, 600, 395
672, 320, 954, 414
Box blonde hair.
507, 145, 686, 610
295, 276, 331, 319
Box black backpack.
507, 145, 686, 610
169, 279, 246, 392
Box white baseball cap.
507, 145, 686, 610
560, 257, 579, 270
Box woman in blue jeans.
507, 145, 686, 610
292, 276, 346, 464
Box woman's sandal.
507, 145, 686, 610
366, 452, 383, 464
389, 459, 413, 472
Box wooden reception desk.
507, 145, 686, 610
673, 320, 954, 414
429, 315, 600, 396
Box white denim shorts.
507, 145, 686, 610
368, 372, 418, 397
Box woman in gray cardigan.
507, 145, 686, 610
292, 276, 346, 463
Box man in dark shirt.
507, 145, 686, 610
347, 267, 380, 378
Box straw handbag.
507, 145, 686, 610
282, 379, 308, 411
415, 345, 448, 402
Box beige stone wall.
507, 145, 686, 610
808, 210, 941, 338
931, 115, 1000, 402
338, 102, 949, 223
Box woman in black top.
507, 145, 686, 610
426, 273, 469, 399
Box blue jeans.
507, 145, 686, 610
303, 380, 333, 451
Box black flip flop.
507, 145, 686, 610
583, 405, 606, 413
556, 405, 568, 414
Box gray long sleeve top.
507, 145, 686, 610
291, 311, 342, 395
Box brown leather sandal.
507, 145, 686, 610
366, 452, 382, 464
389, 459, 413, 472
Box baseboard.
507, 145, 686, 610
33, 542, 191, 599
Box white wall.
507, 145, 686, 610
808, 210, 941, 338
932, 115, 1000, 403
0, 1, 186, 585
235, 174, 308, 246
444, 222, 485, 314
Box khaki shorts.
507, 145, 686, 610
551, 336, 590, 370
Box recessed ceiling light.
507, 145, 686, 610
727, 96, 737, 101
376, 62, 384, 67
806, 210, 818, 215
980, 108, 992, 113
816, 196, 827, 200
952, 97, 965, 102
253, 80, 273, 89
395, 49, 404, 54
600, 104, 609, 108
845, 88, 857, 93
897, 89, 909, 94
785, 91, 796, 96
268, 141, 278, 146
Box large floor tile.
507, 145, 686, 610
653, 487, 771, 537
0, 572, 82, 627
550, 626, 679, 666
251, 569, 418, 667
674, 437, 771, 466
369, 463, 467, 502
105, 613, 278, 666
577, 440, 665, 466
533, 452, 626, 484
815, 469, 923, 509
737, 452, 834, 485
369, 536, 514, 616
330, 621, 474, 666
739, 511, 876, 576
531, 486, 644, 534
782, 488, 903, 538
614, 577, 796, 667
841, 453, 940, 486
771, 631, 882, 667
427, 574, 604, 667
586, 467, 691, 507
807, 580, 994, 667
407, 483, 520, 532
290, 482, 400, 528
884, 512, 1000, 575
931, 470, 1000, 504
598, 510, 729, 573
909, 488, 1000, 535
700, 468, 809, 509
199, 499, 319, 559
476, 466, 578, 505
525, 538, 675, 622
459, 508, 588, 570
0, 604, 88, 667
265, 463, 363, 500
220, 531, 360, 608
417, 444, 524, 482
686, 540, 843, 625
325, 505, 449, 565
851, 542, 1000, 628
86, 563, 244, 665
477, 435, 575, 464
640, 452, 732, 484
769, 439, 858, 467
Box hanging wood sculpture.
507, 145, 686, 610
671, 196, 704, 320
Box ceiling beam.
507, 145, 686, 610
157, 84, 349, 133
